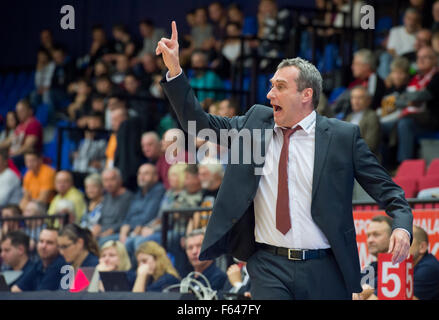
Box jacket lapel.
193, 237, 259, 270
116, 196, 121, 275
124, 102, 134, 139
312, 114, 332, 202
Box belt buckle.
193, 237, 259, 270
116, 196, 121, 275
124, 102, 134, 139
288, 249, 306, 261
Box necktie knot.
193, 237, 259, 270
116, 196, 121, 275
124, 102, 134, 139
282, 126, 302, 141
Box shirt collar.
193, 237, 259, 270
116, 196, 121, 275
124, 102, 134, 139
274, 110, 316, 135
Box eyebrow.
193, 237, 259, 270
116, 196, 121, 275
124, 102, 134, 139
269, 79, 288, 85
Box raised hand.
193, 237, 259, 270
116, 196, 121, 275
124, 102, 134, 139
156, 21, 181, 77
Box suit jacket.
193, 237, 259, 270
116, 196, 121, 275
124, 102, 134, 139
161, 73, 413, 293
345, 109, 381, 155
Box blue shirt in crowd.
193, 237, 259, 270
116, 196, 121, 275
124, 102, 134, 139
126, 269, 179, 292
190, 262, 227, 292
122, 182, 166, 230
414, 253, 439, 300
15, 254, 66, 291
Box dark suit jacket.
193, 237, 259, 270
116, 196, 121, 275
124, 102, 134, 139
161, 73, 413, 293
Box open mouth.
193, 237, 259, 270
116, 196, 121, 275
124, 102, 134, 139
273, 105, 282, 112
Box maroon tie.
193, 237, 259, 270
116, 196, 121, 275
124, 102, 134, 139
276, 126, 302, 235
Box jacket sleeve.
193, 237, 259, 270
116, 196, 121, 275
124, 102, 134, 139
352, 125, 413, 241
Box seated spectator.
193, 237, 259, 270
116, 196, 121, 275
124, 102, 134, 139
22, 201, 46, 252
58, 224, 99, 272
0, 205, 22, 239
117, 164, 165, 245
208, 2, 228, 42
332, 49, 386, 116
48, 171, 86, 223
0, 231, 35, 286
188, 159, 223, 233
131, 241, 180, 292
92, 168, 133, 244
11, 228, 66, 292
87, 240, 131, 292
48, 45, 77, 122
189, 50, 224, 104
72, 111, 107, 174
0, 148, 22, 207
402, 28, 432, 70
39, 29, 56, 57
409, 225, 439, 300
387, 7, 421, 57
87, 25, 114, 72
0, 99, 43, 170
220, 22, 250, 67
109, 24, 137, 59
190, 7, 214, 51
0, 111, 19, 143
184, 229, 226, 290
80, 173, 104, 231
95, 76, 117, 104
20, 150, 56, 210
29, 48, 55, 107
217, 98, 240, 118
378, 57, 411, 168
111, 54, 132, 85
105, 105, 128, 169
395, 46, 439, 162
67, 78, 92, 122
135, 19, 167, 60
345, 86, 380, 155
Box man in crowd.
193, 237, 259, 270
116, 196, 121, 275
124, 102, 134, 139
0, 148, 22, 207
11, 228, 66, 291
20, 150, 55, 210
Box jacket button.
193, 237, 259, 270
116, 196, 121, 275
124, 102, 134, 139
231, 218, 237, 224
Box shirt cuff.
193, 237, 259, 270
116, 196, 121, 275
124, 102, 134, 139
394, 228, 411, 239
166, 69, 183, 82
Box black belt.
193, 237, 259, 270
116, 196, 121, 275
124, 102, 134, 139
256, 243, 332, 261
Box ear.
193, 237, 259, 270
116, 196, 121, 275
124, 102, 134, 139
302, 88, 314, 104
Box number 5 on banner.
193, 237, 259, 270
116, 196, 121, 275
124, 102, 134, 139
377, 253, 414, 300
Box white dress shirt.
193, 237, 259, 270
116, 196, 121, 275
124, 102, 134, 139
254, 110, 331, 249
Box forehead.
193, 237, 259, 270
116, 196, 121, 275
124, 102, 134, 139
367, 221, 389, 232
102, 246, 117, 255
270, 66, 299, 84
40, 230, 57, 241
137, 252, 154, 260
186, 234, 204, 245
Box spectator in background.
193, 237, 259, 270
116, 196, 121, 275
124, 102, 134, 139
39, 29, 56, 56
58, 224, 99, 273
0, 148, 22, 207
345, 86, 381, 156
131, 241, 180, 292
387, 7, 421, 57
0, 205, 22, 239
72, 112, 107, 174
0, 111, 19, 143
396, 46, 439, 162
91, 60, 111, 86
48, 171, 86, 224
87, 25, 114, 72
67, 78, 93, 122
110, 24, 137, 59
402, 28, 432, 69
208, 2, 228, 41
135, 20, 167, 60
48, 45, 77, 121
189, 50, 224, 105
80, 173, 104, 231
0, 231, 35, 287
30, 48, 55, 107
92, 168, 133, 244
11, 228, 66, 292
184, 229, 226, 290
87, 240, 131, 292
432, 0, 439, 32
410, 225, 439, 300
217, 98, 240, 118
0, 99, 43, 169
220, 22, 250, 67
95, 75, 117, 103
190, 7, 214, 51
20, 150, 55, 210
111, 54, 132, 85
117, 164, 165, 245
105, 105, 128, 169
22, 200, 46, 252
331, 49, 386, 116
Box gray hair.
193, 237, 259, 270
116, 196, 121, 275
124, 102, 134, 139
102, 167, 122, 181
277, 57, 322, 108
199, 158, 224, 178
142, 131, 160, 142
84, 173, 103, 188
354, 49, 376, 71
185, 228, 206, 241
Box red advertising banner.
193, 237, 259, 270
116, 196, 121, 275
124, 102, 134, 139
353, 209, 439, 269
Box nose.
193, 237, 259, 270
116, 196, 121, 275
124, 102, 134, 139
267, 88, 274, 100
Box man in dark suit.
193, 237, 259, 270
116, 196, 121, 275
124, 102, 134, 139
156, 21, 413, 299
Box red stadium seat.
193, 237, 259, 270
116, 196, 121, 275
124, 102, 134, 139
426, 158, 439, 176
393, 176, 418, 198
395, 159, 426, 178
418, 175, 439, 191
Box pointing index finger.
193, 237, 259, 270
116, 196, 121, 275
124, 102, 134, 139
171, 20, 178, 41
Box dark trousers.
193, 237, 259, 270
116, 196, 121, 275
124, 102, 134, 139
246, 248, 350, 300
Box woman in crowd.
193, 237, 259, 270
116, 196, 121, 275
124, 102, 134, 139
0, 111, 19, 143
58, 223, 99, 271
80, 173, 104, 231
88, 240, 131, 292
131, 241, 180, 292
